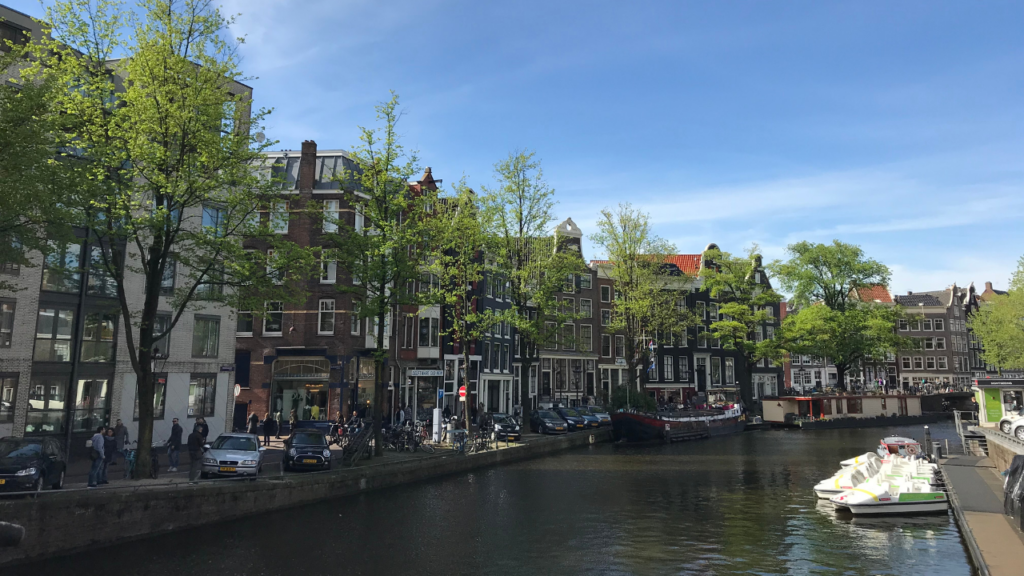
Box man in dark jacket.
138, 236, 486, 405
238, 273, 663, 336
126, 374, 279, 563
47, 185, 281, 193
100, 427, 115, 484
247, 411, 259, 436
262, 412, 275, 447
167, 418, 183, 472
187, 425, 205, 482
196, 417, 210, 442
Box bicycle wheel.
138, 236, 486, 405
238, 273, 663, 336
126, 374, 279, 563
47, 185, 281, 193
421, 442, 435, 454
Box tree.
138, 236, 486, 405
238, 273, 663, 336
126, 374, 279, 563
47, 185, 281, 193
768, 240, 890, 312
770, 240, 909, 391
328, 93, 432, 456
25, 0, 315, 477
423, 184, 501, 433
971, 257, 1024, 369
591, 203, 694, 392
481, 150, 585, 416
700, 247, 783, 408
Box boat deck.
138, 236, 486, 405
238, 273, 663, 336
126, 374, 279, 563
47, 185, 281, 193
941, 454, 1024, 576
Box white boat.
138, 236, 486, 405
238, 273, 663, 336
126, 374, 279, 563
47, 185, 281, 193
877, 436, 924, 458
830, 478, 948, 514
839, 452, 880, 467
814, 464, 876, 499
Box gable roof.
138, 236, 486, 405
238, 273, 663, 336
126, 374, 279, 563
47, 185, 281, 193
590, 254, 703, 275
894, 292, 944, 307
854, 285, 893, 303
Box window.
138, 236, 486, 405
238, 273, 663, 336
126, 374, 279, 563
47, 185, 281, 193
34, 308, 75, 362
192, 316, 221, 358
601, 334, 612, 357
160, 257, 176, 296
696, 301, 707, 320
320, 260, 337, 284
938, 357, 948, 370
153, 313, 171, 358
318, 300, 336, 335
562, 324, 575, 351
934, 319, 944, 331
418, 317, 439, 347
0, 300, 14, 347
87, 246, 118, 297
0, 375, 16, 423
663, 356, 674, 381
482, 343, 490, 370
134, 374, 167, 420
709, 303, 719, 321
0, 20, 29, 53
503, 320, 510, 338
580, 299, 592, 318
502, 344, 509, 372
954, 357, 961, 371
924, 337, 934, 350
202, 204, 225, 236
614, 335, 625, 358
601, 309, 611, 326
954, 305, 960, 317
902, 356, 912, 370
580, 325, 593, 352
899, 319, 908, 331
41, 242, 81, 293
922, 319, 932, 331
913, 356, 923, 370
351, 305, 361, 335
323, 199, 340, 233
79, 313, 116, 363
755, 326, 764, 342
679, 329, 688, 348
765, 306, 774, 319
601, 285, 611, 302
766, 326, 774, 340
562, 297, 575, 315
271, 201, 289, 233
188, 375, 217, 417
580, 274, 592, 290
545, 322, 557, 350
847, 398, 863, 414
679, 357, 689, 381
266, 250, 283, 285
26, 376, 69, 433
0, 261, 19, 275
910, 319, 920, 331
698, 327, 707, 348
725, 358, 735, 384
649, 358, 659, 381
236, 311, 253, 337
711, 357, 722, 386
926, 357, 936, 370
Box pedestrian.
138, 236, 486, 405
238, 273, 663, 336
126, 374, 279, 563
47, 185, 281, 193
396, 405, 405, 427
274, 411, 283, 439
443, 404, 451, 421
196, 416, 209, 442
311, 403, 320, 421
289, 408, 298, 433
262, 412, 275, 447
187, 424, 205, 482
101, 427, 115, 484
167, 417, 183, 472
112, 418, 129, 465
88, 426, 105, 488
247, 410, 259, 436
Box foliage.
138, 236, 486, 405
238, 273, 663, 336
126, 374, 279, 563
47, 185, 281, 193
590, 203, 695, 389
699, 247, 783, 408
971, 257, 1024, 369
609, 385, 656, 412
481, 150, 585, 412
23, 0, 316, 477
768, 240, 890, 312
327, 93, 433, 454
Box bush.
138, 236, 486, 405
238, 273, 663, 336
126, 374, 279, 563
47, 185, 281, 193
609, 385, 657, 412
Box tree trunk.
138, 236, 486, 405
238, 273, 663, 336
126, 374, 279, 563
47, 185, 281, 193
518, 337, 533, 423
372, 310, 388, 457
835, 365, 848, 392
463, 344, 472, 436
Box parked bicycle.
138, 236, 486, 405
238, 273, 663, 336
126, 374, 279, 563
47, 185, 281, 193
121, 441, 161, 480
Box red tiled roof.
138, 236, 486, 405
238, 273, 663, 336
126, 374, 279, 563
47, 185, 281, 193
590, 254, 703, 275
855, 285, 893, 303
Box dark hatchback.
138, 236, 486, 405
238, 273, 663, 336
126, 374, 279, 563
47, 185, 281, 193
283, 430, 332, 472
554, 407, 587, 431
530, 410, 568, 434
0, 437, 66, 493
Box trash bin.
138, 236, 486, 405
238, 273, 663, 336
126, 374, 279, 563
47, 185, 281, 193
932, 441, 943, 460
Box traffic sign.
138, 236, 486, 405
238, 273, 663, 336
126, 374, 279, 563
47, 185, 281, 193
458, 385, 467, 401
233, 384, 241, 398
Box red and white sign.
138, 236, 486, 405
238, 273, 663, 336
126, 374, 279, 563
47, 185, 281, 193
233, 384, 241, 398
458, 385, 467, 401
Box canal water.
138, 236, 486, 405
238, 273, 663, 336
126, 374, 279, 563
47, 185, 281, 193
16, 423, 973, 576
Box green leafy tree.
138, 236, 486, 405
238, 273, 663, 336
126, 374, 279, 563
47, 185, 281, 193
700, 247, 783, 408
971, 257, 1024, 369
768, 240, 890, 312
24, 0, 315, 477
481, 150, 585, 415
591, 203, 694, 392
328, 93, 432, 456
423, 184, 501, 432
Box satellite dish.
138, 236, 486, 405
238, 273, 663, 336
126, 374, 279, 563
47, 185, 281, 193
255, 131, 266, 143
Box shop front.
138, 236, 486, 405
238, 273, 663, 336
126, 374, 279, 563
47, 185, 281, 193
973, 378, 1024, 428
407, 368, 443, 423
271, 357, 331, 422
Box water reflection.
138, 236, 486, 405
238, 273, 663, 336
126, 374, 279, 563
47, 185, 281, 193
13, 423, 972, 576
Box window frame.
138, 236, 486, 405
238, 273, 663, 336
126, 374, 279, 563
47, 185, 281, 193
191, 315, 221, 358
188, 374, 217, 418
601, 334, 612, 358
318, 299, 336, 335
600, 285, 611, 303
0, 374, 17, 423
0, 299, 14, 348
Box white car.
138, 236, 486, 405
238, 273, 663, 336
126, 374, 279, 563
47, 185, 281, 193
201, 433, 265, 479
999, 408, 1024, 438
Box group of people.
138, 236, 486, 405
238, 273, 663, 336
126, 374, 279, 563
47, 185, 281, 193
86, 419, 130, 488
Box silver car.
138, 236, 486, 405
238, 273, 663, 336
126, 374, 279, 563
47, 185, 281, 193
201, 433, 265, 479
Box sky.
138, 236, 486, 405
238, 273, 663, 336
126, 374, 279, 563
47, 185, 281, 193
8, 0, 1024, 296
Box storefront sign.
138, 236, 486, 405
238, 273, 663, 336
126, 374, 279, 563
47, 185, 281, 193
409, 370, 444, 377
984, 388, 1003, 423
220, 365, 235, 372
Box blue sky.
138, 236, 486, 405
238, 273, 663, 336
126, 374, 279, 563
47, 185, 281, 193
10, 0, 1024, 295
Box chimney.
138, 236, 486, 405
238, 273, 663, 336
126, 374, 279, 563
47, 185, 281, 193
299, 140, 317, 190
907, 291, 913, 295
985, 281, 993, 291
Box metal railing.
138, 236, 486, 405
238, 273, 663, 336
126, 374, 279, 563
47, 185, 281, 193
953, 410, 979, 454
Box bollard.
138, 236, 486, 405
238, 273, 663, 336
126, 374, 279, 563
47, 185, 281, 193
932, 441, 943, 461
924, 425, 932, 458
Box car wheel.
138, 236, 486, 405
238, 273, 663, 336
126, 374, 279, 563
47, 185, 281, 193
200, 471, 210, 480
1016, 427, 1024, 442
325, 461, 332, 471
1001, 421, 1012, 434
52, 469, 64, 490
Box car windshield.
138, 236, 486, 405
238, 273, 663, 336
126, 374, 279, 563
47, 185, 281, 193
537, 411, 559, 420
492, 415, 511, 425
590, 406, 606, 413
0, 440, 43, 459
211, 436, 257, 451
293, 432, 326, 446
562, 409, 580, 417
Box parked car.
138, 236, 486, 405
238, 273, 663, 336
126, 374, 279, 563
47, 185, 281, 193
201, 433, 265, 479
579, 405, 612, 426
284, 429, 332, 472
999, 408, 1024, 435
489, 413, 522, 441
572, 407, 601, 429
554, 407, 587, 431
0, 437, 66, 493
530, 410, 568, 434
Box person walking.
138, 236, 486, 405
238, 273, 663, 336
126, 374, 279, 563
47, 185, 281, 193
247, 410, 259, 436
187, 424, 205, 482
262, 412, 275, 447
101, 427, 115, 484
274, 411, 283, 439
311, 403, 320, 421
196, 417, 210, 442
166, 417, 183, 472
112, 419, 129, 465
88, 426, 106, 488
289, 409, 298, 434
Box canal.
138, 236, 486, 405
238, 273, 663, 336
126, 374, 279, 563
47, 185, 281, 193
15, 423, 973, 575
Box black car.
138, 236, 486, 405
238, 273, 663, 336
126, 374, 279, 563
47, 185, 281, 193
554, 407, 587, 431
283, 429, 332, 472
488, 413, 522, 441
0, 437, 66, 493
530, 410, 568, 435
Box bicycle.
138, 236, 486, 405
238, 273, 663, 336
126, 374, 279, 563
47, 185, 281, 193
451, 429, 467, 454
122, 441, 138, 479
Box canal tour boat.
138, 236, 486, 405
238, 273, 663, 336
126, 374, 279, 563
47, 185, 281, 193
876, 436, 923, 458
611, 407, 745, 442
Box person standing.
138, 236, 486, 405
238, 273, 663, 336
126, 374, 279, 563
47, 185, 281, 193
187, 424, 205, 482
274, 411, 283, 439
247, 411, 259, 436
289, 409, 298, 433
167, 417, 183, 472
101, 427, 115, 484
262, 412, 275, 447
88, 426, 105, 488
196, 417, 210, 443
112, 419, 129, 465
311, 403, 320, 421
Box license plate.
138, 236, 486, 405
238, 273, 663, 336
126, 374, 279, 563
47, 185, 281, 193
0, 479, 5, 485
555, 427, 564, 431
302, 459, 317, 464
219, 467, 236, 472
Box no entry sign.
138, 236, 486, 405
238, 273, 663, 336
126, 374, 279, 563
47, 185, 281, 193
459, 385, 467, 401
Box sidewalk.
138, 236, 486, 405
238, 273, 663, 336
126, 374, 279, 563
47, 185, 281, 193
941, 454, 1024, 576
